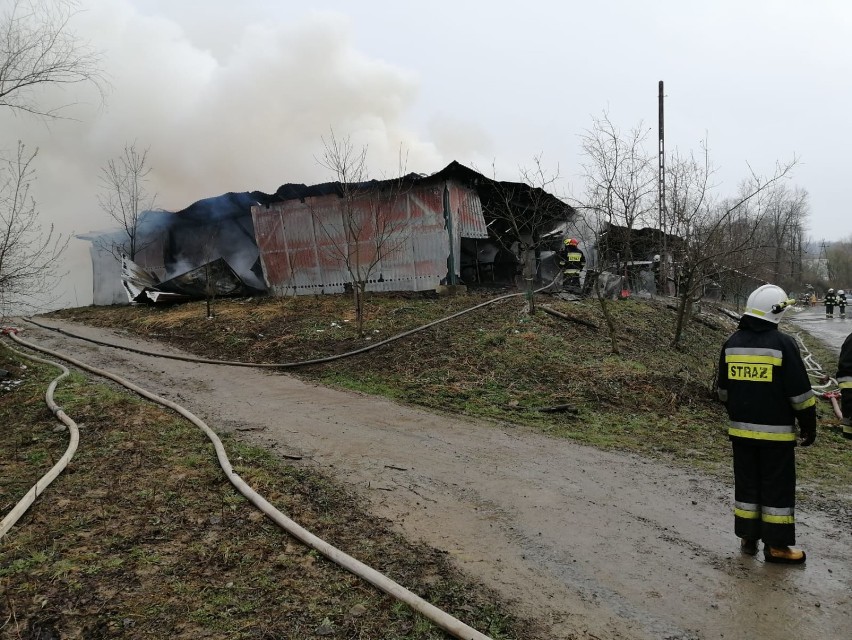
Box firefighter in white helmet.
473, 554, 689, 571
837, 289, 847, 319
824, 288, 838, 318
716, 284, 816, 563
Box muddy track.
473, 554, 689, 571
18, 319, 852, 640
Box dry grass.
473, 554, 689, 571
0, 345, 529, 640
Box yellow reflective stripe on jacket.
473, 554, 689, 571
790, 394, 816, 411
791, 396, 816, 410
724, 347, 783, 366
728, 428, 797, 442
839, 378, 852, 389
725, 354, 783, 366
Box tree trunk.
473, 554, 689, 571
526, 277, 536, 314
671, 272, 694, 348
355, 283, 366, 337
594, 274, 619, 355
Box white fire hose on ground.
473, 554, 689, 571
0, 334, 79, 539
0, 328, 493, 640
795, 332, 844, 420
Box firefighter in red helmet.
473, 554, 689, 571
557, 238, 586, 293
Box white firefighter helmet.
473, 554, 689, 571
828, 288, 835, 294
839, 290, 845, 295
743, 284, 795, 324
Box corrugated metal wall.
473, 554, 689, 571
252, 179, 487, 296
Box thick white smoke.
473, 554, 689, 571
1, 0, 491, 309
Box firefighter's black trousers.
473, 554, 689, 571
732, 439, 797, 546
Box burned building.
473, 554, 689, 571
81, 161, 576, 304
82, 192, 276, 305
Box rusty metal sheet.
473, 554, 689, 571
449, 180, 488, 238
251, 181, 481, 296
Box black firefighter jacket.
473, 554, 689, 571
557, 247, 586, 274
837, 332, 852, 431
717, 315, 816, 444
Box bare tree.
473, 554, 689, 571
667, 149, 798, 347
314, 130, 411, 336
201, 222, 222, 319
0, 142, 68, 315
0, 0, 103, 315
825, 238, 852, 287
579, 112, 656, 280
98, 142, 157, 260
483, 155, 571, 312
753, 184, 808, 288
568, 204, 622, 355
0, 0, 104, 119
575, 113, 656, 355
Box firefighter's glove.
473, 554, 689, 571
798, 425, 816, 447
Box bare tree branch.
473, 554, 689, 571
0, 0, 106, 119
97, 142, 157, 260
0, 141, 68, 315
313, 129, 411, 335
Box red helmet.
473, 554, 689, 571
564, 238, 578, 247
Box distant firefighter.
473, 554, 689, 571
838, 289, 847, 319
824, 288, 838, 318
557, 238, 586, 293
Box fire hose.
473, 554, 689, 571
0, 332, 79, 540
21, 284, 559, 368
1, 279, 580, 638
795, 332, 844, 420
1, 327, 494, 640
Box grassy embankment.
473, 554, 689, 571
47, 292, 851, 496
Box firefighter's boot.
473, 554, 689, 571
740, 538, 758, 555
764, 546, 806, 564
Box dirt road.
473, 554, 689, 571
16, 319, 851, 640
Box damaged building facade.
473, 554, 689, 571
81, 161, 577, 305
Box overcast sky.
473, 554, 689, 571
4, 0, 850, 308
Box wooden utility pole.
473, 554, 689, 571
658, 80, 667, 295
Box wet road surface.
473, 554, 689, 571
787, 305, 850, 355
